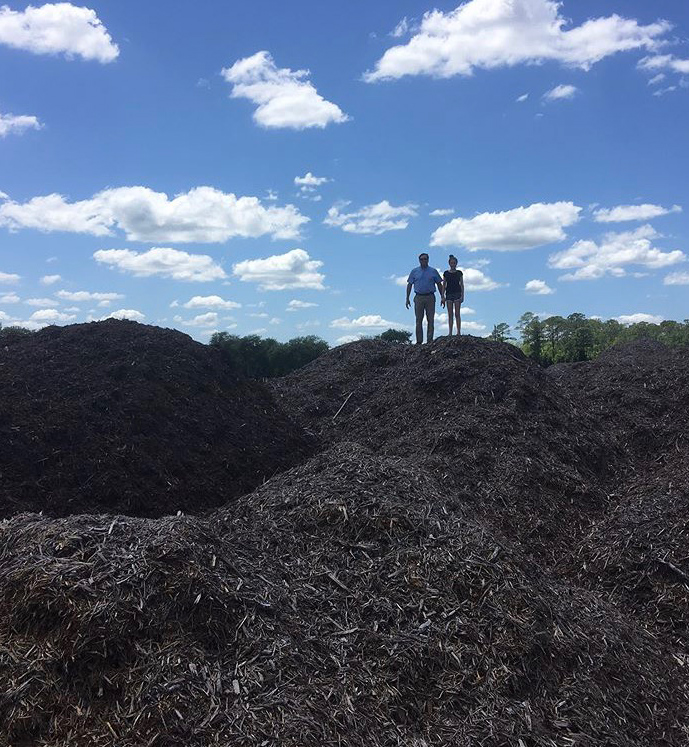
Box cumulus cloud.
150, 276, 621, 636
463, 267, 503, 291
221, 51, 349, 129
233, 248, 325, 291
431, 201, 581, 250
462, 320, 488, 333
25, 297, 55, 306
616, 313, 664, 325
40, 274, 61, 285
181, 295, 241, 310
543, 84, 578, 101
516, 93, 529, 102
0, 186, 308, 242
294, 172, 329, 191
286, 299, 318, 311
94, 248, 227, 282
664, 271, 689, 286
101, 309, 145, 322
593, 203, 682, 223
525, 279, 555, 295
174, 312, 219, 328
56, 289, 124, 303
0, 271, 20, 283
364, 0, 669, 82
335, 334, 362, 345
0, 112, 42, 137
638, 54, 689, 75
30, 308, 75, 323
549, 224, 686, 280
0, 292, 19, 303
325, 200, 418, 235
330, 314, 408, 330
430, 208, 454, 216
0, 2, 119, 62
388, 274, 408, 287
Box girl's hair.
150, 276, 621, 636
449, 254, 457, 262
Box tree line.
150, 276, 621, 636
3, 316, 687, 375
488, 313, 689, 364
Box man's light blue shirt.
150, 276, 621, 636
407, 266, 442, 294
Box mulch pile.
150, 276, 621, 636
1, 444, 687, 746
0, 320, 314, 518
271, 337, 616, 564
1, 328, 689, 746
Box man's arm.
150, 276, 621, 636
405, 282, 413, 309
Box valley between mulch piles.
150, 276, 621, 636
1, 324, 688, 746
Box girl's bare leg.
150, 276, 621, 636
447, 303, 454, 335
454, 300, 462, 335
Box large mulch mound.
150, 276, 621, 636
270, 336, 616, 563
0, 320, 314, 518
1, 444, 687, 747
2, 328, 689, 746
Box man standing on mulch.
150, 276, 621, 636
405, 252, 444, 344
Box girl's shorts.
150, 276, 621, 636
445, 291, 463, 302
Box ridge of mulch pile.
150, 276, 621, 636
0, 320, 314, 518
1, 443, 687, 747
270, 336, 617, 563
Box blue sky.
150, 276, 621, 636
1, 0, 687, 344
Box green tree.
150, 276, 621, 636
488, 322, 512, 342
376, 328, 412, 344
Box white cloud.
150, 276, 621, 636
330, 314, 408, 330
56, 290, 124, 303
543, 84, 578, 101
593, 203, 682, 222
269, 317, 281, 325
249, 312, 268, 318
94, 248, 227, 282
30, 308, 75, 323
0, 292, 19, 303
0, 186, 308, 242
364, 0, 669, 82
0, 271, 20, 283
233, 248, 325, 291
174, 312, 220, 328
182, 295, 241, 310
25, 297, 55, 306
101, 308, 145, 322
391, 17, 410, 38
249, 327, 267, 335
461, 306, 476, 315
0, 112, 42, 137
0, 310, 10, 321
652, 85, 677, 97
463, 267, 503, 291
297, 320, 321, 330
462, 320, 487, 333
0, 2, 119, 62
549, 225, 686, 280
221, 50, 349, 130
638, 55, 689, 75
265, 189, 278, 201
388, 274, 408, 287
430, 208, 454, 216
335, 334, 362, 345
516, 93, 529, 102
325, 200, 418, 234
286, 299, 318, 311
431, 201, 581, 250
616, 313, 664, 325
648, 73, 665, 86
664, 271, 689, 286
40, 274, 61, 285
525, 279, 555, 295
294, 172, 329, 191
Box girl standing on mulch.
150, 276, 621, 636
442, 255, 464, 336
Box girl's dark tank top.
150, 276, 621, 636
443, 270, 462, 293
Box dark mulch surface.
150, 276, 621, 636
2, 328, 689, 746
1, 444, 687, 747
270, 336, 617, 564
0, 320, 314, 518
